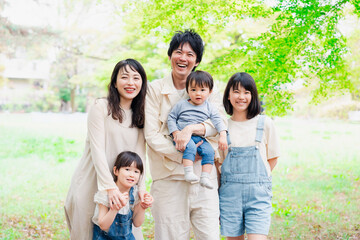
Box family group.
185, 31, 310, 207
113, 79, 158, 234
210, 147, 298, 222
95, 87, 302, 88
64, 29, 280, 240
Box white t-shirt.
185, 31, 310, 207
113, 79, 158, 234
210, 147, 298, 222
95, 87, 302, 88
220, 115, 280, 176
92, 185, 140, 226
176, 88, 186, 98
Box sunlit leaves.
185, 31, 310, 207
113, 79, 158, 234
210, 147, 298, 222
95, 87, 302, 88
127, 0, 272, 43
108, 0, 357, 116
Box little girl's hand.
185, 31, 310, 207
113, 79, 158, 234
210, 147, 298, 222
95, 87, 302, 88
119, 192, 129, 207
140, 192, 153, 209
138, 190, 146, 203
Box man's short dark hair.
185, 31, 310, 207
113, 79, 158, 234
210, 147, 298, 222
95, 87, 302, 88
167, 29, 204, 69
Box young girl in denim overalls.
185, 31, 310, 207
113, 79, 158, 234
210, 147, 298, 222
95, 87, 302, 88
219, 72, 280, 240
92, 151, 153, 240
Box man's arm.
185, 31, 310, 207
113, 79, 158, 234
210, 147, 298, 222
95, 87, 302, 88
144, 82, 183, 163
167, 102, 181, 135
172, 123, 205, 152
173, 88, 225, 151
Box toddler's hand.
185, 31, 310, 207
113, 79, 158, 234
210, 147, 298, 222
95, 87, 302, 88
218, 135, 228, 151
140, 192, 153, 209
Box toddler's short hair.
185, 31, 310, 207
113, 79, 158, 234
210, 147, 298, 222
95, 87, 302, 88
186, 70, 214, 93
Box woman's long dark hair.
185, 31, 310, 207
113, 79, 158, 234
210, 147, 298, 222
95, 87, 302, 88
107, 59, 147, 128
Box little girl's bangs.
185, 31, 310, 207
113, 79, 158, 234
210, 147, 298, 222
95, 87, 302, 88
114, 151, 144, 174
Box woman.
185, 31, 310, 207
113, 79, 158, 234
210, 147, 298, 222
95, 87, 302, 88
64, 59, 148, 240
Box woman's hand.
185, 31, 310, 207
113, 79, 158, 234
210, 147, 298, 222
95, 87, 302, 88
107, 188, 125, 210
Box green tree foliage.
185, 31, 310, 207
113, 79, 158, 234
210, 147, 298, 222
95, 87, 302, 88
113, 0, 359, 116
346, 29, 360, 100
2, 0, 358, 115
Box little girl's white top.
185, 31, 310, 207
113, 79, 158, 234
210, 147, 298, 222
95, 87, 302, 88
92, 185, 140, 226
220, 115, 280, 176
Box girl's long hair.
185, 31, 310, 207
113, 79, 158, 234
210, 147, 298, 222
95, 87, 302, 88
107, 59, 147, 128
223, 72, 261, 119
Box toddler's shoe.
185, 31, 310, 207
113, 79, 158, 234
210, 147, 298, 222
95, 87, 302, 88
200, 176, 213, 189
184, 172, 199, 182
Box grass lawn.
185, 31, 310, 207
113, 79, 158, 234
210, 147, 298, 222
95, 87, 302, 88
0, 113, 359, 239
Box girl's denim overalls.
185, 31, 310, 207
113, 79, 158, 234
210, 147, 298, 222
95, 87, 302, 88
93, 187, 136, 240
219, 115, 273, 236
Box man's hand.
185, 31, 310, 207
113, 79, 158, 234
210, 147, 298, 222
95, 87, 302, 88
172, 126, 193, 152
194, 140, 204, 162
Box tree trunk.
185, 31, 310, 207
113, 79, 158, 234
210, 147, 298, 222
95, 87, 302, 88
71, 87, 76, 112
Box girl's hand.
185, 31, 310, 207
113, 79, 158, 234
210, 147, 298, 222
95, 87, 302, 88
140, 192, 153, 209
119, 192, 129, 207
107, 188, 124, 210
138, 190, 146, 203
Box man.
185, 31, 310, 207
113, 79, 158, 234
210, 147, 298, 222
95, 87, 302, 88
144, 29, 226, 239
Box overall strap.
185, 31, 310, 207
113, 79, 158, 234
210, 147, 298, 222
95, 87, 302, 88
129, 187, 135, 205
226, 131, 231, 146
255, 115, 266, 146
